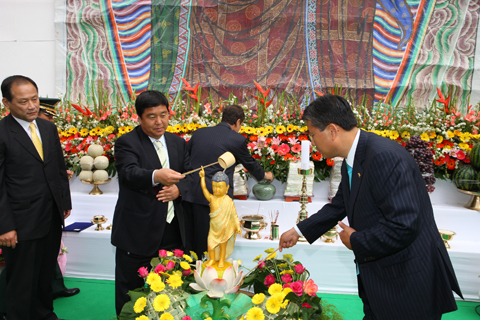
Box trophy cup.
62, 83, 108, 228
322, 226, 339, 243
438, 229, 456, 249
91, 215, 108, 231
240, 215, 268, 240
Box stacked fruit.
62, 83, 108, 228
452, 144, 480, 191
405, 136, 436, 192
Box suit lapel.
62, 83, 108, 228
8, 116, 43, 162
164, 133, 179, 171
347, 130, 367, 222
137, 127, 161, 168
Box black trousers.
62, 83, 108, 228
183, 202, 210, 259
2, 209, 62, 320
115, 215, 183, 315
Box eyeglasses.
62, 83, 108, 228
308, 130, 320, 140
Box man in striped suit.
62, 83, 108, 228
279, 95, 462, 319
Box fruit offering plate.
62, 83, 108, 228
456, 188, 480, 211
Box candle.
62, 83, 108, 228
301, 140, 310, 170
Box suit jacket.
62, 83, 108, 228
183, 122, 265, 206
111, 126, 191, 256
298, 130, 462, 319
0, 115, 71, 241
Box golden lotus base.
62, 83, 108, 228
457, 188, 480, 211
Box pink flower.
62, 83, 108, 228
294, 264, 305, 274
277, 144, 290, 156
138, 266, 149, 278
154, 264, 166, 274
281, 273, 293, 284
264, 274, 276, 287
173, 249, 184, 257
291, 144, 301, 153
455, 149, 466, 160
182, 269, 191, 276
159, 249, 168, 258
272, 137, 282, 145
283, 283, 291, 289
166, 261, 175, 271
0, 248, 2, 255
302, 302, 312, 308
290, 281, 304, 296
182, 316, 192, 320
303, 279, 318, 296
258, 261, 266, 269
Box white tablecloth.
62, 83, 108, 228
63, 177, 480, 301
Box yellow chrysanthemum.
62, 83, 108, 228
105, 125, 114, 134
459, 143, 471, 151
180, 261, 191, 270
293, 125, 299, 131
89, 128, 97, 136
251, 293, 265, 305
153, 294, 171, 312
150, 279, 165, 292
268, 283, 283, 295
80, 128, 88, 137
173, 270, 183, 277
257, 127, 267, 136
190, 251, 198, 260
146, 272, 161, 285
420, 133, 430, 141
447, 131, 455, 138
126, 126, 133, 132
159, 313, 174, 320
133, 297, 147, 313
187, 123, 196, 131
286, 124, 294, 132
266, 252, 276, 260
282, 254, 292, 261
437, 135, 444, 144
118, 127, 127, 135
246, 306, 265, 320
389, 131, 399, 140
265, 126, 274, 134
136, 316, 149, 320
68, 127, 78, 135
401, 131, 410, 139
264, 248, 275, 253
300, 126, 308, 132
253, 254, 263, 262
275, 125, 286, 134
277, 263, 287, 268
62, 131, 71, 138
167, 274, 183, 289
245, 127, 254, 134
266, 296, 281, 314
239, 126, 246, 134
280, 270, 293, 275
183, 254, 193, 262
428, 131, 436, 139
283, 287, 293, 295
166, 126, 174, 133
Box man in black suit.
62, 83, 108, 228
279, 95, 462, 319
183, 105, 273, 258
0, 75, 72, 320
37, 98, 80, 300
111, 90, 189, 315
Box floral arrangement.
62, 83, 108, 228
0, 248, 4, 268
240, 249, 343, 320
119, 249, 197, 320
1, 83, 479, 183
119, 248, 343, 320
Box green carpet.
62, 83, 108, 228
54, 278, 480, 320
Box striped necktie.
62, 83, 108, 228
29, 123, 44, 161
153, 140, 174, 223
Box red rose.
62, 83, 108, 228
264, 274, 275, 287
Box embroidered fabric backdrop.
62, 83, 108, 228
58, 0, 480, 110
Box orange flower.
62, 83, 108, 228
326, 158, 334, 166
446, 159, 456, 170
312, 152, 322, 161
249, 135, 258, 142
303, 279, 318, 296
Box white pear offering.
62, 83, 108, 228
93, 169, 109, 182
78, 170, 93, 182
80, 155, 94, 170
88, 144, 104, 157
93, 155, 109, 170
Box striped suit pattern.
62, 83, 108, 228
298, 130, 462, 319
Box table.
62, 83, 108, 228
63, 176, 480, 301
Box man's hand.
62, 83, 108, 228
338, 221, 356, 250
64, 209, 72, 219
66, 170, 74, 180
279, 227, 300, 252
264, 171, 274, 182
0, 230, 17, 248
156, 185, 180, 202
154, 168, 185, 186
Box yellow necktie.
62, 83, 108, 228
29, 123, 44, 161
153, 141, 174, 224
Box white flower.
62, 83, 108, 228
189, 260, 243, 298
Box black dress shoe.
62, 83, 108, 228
53, 287, 80, 299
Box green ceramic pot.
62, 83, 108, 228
252, 180, 276, 200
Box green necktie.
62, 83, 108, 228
153, 141, 174, 224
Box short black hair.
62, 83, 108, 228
1, 75, 38, 102
135, 90, 169, 117
302, 94, 357, 131
221, 105, 245, 125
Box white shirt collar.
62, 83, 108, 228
345, 129, 361, 168
149, 134, 167, 148
12, 115, 38, 131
